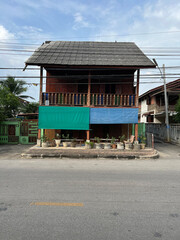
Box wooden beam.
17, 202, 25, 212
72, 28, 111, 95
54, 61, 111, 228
39, 66, 43, 105
136, 69, 140, 107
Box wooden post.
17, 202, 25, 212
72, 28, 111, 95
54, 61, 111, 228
135, 69, 140, 141
86, 130, 90, 141
39, 66, 43, 105
135, 124, 138, 141
38, 66, 43, 140
38, 129, 41, 140
87, 71, 91, 106
136, 69, 140, 107
86, 71, 91, 141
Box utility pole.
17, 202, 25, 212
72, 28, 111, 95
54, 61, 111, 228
153, 59, 170, 142
162, 64, 170, 142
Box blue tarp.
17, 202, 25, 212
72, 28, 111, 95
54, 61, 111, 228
90, 108, 138, 124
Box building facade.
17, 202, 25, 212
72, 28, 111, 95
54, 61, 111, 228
139, 79, 180, 123
25, 41, 155, 141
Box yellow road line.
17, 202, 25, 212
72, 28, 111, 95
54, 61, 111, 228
30, 202, 83, 207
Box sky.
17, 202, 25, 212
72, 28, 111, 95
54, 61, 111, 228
0, 0, 180, 101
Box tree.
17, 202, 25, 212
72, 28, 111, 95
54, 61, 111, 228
22, 102, 39, 113
0, 76, 34, 120
174, 95, 180, 123
0, 76, 34, 100
0, 86, 20, 120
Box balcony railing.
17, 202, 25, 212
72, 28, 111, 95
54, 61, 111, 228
42, 92, 136, 107
148, 104, 175, 113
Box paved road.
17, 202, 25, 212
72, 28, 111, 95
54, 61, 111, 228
0, 143, 180, 240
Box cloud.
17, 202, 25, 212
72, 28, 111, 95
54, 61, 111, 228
73, 13, 90, 30
1, 0, 180, 97
0, 25, 14, 41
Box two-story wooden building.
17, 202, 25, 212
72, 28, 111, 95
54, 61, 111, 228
25, 41, 155, 141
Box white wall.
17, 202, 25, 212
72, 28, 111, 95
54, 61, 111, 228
140, 99, 148, 123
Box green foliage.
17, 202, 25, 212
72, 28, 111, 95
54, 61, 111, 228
174, 95, 180, 123
0, 76, 34, 99
0, 86, 20, 119
22, 102, 39, 113
62, 134, 70, 139
85, 141, 94, 148
55, 133, 61, 139
94, 137, 100, 143
139, 135, 146, 144
40, 135, 49, 142
119, 135, 125, 142
111, 136, 116, 144
0, 76, 35, 120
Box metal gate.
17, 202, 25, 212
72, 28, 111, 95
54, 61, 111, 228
0, 120, 38, 144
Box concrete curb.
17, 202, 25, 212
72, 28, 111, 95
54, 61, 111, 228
21, 150, 159, 160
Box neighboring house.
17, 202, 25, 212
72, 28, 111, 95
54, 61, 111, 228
139, 79, 180, 123
24, 41, 155, 141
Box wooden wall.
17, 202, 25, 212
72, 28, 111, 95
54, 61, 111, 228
45, 69, 135, 95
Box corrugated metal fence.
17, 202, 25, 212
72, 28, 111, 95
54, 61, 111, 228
145, 123, 180, 144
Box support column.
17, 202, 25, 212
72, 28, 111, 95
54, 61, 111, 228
135, 69, 140, 141
86, 130, 90, 141
136, 69, 140, 107
38, 67, 43, 140
135, 124, 138, 141
38, 129, 41, 140
87, 71, 91, 106
37, 66, 43, 141
39, 66, 43, 105
86, 71, 91, 141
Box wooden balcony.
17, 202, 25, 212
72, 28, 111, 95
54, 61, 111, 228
41, 92, 136, 107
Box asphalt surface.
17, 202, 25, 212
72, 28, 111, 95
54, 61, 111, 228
0, 142, 180, 240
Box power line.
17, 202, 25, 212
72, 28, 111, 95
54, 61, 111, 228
2, 47, 180, 56
0, 74, 180, 80
1, 30, 180, 41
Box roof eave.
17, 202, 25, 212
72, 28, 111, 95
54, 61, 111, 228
25, 62, 156, 70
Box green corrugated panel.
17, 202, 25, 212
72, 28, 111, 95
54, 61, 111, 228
132, 123, 146, 136
39, 106, 90, 130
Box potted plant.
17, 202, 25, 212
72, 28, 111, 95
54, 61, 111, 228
139, 135, 146, 149
104, 134, 111, 149
85, 141, 94, 149
62, 134, 70, 147
94, 137, 103, 149
71, 138, 77, 147
41, 135, 48, 148
124, 135, 134, 150
133, 140, 141, 150
117, 135, 125, 150
54, 133, 61, 147
111, 137, 117, 149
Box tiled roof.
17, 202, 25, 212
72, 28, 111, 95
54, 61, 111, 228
25, 41, 155, 67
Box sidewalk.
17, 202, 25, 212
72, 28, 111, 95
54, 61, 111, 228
21, 145, 159, 159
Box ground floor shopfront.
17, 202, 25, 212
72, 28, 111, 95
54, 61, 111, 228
38, 106, 139, 141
